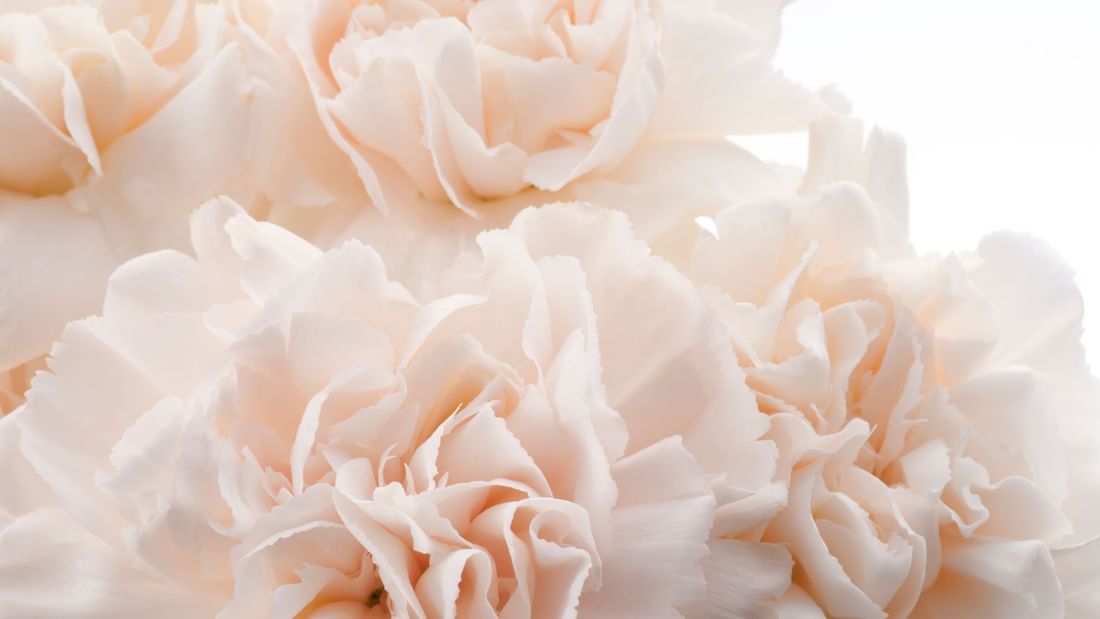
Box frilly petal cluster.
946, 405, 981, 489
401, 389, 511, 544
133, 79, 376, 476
247, 0, 823, 213
0, 2, 1097, 618
0, 0, 254, 412
3, 198, 736, 617
683, 120, 1100, 618
0, 0, 823, 414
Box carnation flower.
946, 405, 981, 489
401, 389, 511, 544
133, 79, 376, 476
0, 0, 253, 412
214, 0, 827, 295
1, 198, 783, 617
685, 120, 1100, 617
277, 0, 822, 213
2, 4, 1096, 616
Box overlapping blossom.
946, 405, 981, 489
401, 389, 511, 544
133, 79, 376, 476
275, 0, 821, 212
0, 198, 766, 617
681, 120, 1100, 617
0, 1, 1097, 617
0, 0, 824, 413
224, 0, 823, 295
0, 0, 253, 413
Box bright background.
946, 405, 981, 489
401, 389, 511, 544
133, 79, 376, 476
760, 0, 1100, 367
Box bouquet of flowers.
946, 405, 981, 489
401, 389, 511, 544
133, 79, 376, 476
1, 1, 1097, 617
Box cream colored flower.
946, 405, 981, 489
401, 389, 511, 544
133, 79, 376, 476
0, 0, 254, 412
212, 0, 825, 290
686, 122, 1100, 618
279, 0, 821, 213
3, 198, 749, 617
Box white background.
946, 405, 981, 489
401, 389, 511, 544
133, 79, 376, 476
765, 0, 1100, 367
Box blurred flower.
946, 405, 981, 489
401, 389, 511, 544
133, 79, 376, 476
0, 0, 253, 412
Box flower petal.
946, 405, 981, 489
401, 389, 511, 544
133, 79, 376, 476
0, 510, 219, 618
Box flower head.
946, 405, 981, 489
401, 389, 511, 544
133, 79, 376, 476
0, 0, 255, 411
686, 121, 1100, 617
273, 0, 822, 215
5, 199, 735, 617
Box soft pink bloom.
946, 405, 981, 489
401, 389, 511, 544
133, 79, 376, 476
0, 0, 254, 412
222, 0, 825, 297
278, 0, 822, 214
2, 199, 751, 617
685, 119, 1100, 618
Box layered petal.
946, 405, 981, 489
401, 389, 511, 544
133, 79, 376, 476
12, 201, 731, 616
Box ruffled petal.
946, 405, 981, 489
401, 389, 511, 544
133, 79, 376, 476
578, 436, 714, 617
0, 510, 220, 618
